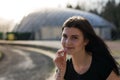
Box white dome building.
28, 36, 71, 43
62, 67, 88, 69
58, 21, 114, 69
13, 8, 115, 40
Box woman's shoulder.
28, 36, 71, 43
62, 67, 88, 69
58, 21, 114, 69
92, 53, 114, 79
93, 53, 114, 67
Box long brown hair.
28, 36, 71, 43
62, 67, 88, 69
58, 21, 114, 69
62, 16, 120, 75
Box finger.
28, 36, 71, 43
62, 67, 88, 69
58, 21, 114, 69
58, 49, 64, 54
63, 50, 67, 60
56, 49, 64, 56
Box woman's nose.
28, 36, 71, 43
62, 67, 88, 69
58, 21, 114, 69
65, 38, 72, 46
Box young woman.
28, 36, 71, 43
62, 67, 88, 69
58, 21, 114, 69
54, 16, 120, 80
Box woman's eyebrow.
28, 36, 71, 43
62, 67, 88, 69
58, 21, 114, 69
62, 33, 67, 36
71, 35, 79, 37
62, 33, 80, 37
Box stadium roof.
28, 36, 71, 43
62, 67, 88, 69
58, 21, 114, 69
13, 8, 115, 32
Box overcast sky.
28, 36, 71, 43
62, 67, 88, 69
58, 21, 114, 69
0, 0, 119, 23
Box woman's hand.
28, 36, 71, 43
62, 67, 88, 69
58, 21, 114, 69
53, 49, 67, 80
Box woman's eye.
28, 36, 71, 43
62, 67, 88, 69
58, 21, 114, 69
62, 35, 67, 39
72, 36, 78, 39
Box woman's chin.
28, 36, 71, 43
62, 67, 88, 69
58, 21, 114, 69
67, 52, 73, 55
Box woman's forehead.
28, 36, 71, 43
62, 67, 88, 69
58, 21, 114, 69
62, 27, 83, 35
63, 27, 81, 32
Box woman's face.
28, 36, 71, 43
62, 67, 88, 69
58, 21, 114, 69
61, 27, 88, 55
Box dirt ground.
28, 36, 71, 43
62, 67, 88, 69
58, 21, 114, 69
0, 41, 119, 80
0, 45, 54, 80
106, 41, 120, 64
106, 41, 120, 52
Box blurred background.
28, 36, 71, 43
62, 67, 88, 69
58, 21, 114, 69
0, 0, 120, 80
0, 0, 120, 40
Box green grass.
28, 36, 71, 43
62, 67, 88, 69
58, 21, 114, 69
112, 51, 120, 55
111, 50, 120, 64
0, 51, 3, 60
113, 40, 120, 42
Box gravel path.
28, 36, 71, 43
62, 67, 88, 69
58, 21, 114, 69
0, 45, 54, 80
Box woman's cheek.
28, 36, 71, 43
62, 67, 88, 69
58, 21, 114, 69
61, 38, 66, 47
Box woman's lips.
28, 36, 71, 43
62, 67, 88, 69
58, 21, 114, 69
66, 47, 74, 50
64, 47, 74, 54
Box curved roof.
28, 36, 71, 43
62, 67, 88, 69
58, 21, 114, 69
13, 8, 115, 32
